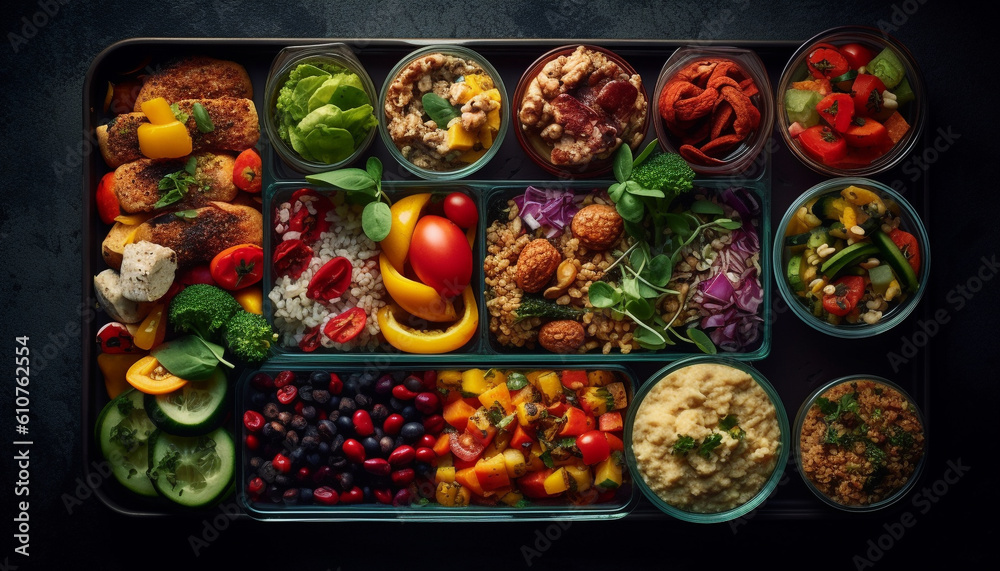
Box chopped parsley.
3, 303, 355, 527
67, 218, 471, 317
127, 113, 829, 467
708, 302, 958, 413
672, 435, 696, 456
698, 433, 723, 458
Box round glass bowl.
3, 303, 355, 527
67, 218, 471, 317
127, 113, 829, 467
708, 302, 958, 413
773, 177, 930, 338
794, 374, 926, 512
263, 43, 379, 174
625, 356, 789, 523
653, 46, 774, 176
776, 26, 926, 177
512, 44, 649, 178
377, 45, 508, 181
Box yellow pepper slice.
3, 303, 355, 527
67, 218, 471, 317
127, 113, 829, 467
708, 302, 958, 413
97, 352, 147, 399
379, 253, 457, 322
137, 96, 192, 159
125, 355, 188, 395
233, 286, 264, 315
380, 192, 431, 273
377, 286, 478, 354
133, 302, 167, 351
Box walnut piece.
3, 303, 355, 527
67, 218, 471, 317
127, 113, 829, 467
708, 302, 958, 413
571, 204, 624, 251
538, 320, 585, 353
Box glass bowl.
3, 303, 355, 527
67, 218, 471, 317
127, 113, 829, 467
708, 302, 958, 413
377, 45, 508, 181
653, 46, 774, 177
776, 26, 926, 177
263, 42, 379, 174
512, 44, 649, 178
772, 177, 930, 338
794, 374, 926, 512
625, 356, 789, 523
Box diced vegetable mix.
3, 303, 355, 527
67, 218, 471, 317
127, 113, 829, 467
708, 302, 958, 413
241, 368, 630, 508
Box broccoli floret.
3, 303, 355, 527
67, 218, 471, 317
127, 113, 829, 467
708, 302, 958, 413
631, 152, 696, 195
223, 311, 278, 364
168, 284, 243, 341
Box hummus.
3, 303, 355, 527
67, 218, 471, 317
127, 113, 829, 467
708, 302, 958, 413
631, 362, 781, 513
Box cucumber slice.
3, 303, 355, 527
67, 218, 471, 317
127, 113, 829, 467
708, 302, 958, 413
144, 367, 228, 436
873, 230, 920, 292
784, 89, 822, 127
786, 254, 806, 293
147, 427, 235, 508
807, 227, 833, 249
96, 388, 158, 497
867, 47, 905, 89
820, 243, 880, 278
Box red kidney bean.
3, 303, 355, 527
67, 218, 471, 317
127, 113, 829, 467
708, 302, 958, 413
418, 434, 438, 450
243, 410, 265, 432
391, 468, 415, 487
363, 458, 391, 476
342, 438, 366, 463
382, 413, 404, 435
274, 370, 295, 388
422, 414, 445, 435
313, 486, 339, 505
392, 384, 418, 400
340, 486, 364, 504
415, 447, 436, 464
312, 465, 333, 485
393, 488, 414, 507
353, 409, 374, 437
388, 445, 415, 466
373, 488, 393, 504
422, 370, 437, 391
328, 373, 343, 395
296, 467, 311, 481
276, 384, 298, 405
414, 392, 441, 415
272, 453, 292, 474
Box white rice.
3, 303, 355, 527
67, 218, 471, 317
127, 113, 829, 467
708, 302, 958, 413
268, 192, 387, 351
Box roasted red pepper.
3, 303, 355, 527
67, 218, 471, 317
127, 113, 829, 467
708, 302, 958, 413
272, 239, 313, 280
798, 125, 848, 165
889, 228, 921, 273
850, 73, 887, 117
307, 256, 352, 302
816, 93, 855, 133
822, 275, 866, 317
807, 46, 849, 79
298, 324, 323, 352
286, 188, 333, 243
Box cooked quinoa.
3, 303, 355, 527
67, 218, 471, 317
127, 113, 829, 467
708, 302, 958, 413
799, 379, 925, 507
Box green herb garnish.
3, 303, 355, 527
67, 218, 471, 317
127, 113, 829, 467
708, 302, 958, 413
306, 156, 392, 242
698, 433, 724, 458
422, 92, 461, 128
672, 435, 696, 456
156, 157, 206, 209
192, 102, 214, 133
506, 372, 529, 391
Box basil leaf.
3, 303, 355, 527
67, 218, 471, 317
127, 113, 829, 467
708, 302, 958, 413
647, 254, 673, 286
714, 218, 744, 230
362, 200, 392, 242
173, 209, 199, 219
422, 92, 461, 128
306, 168, 377, 191
506, 372, 529, 391
190, 335, 234, 369
192, 102, 215, 133
691, 199, 724, 215
184, 156, 198, 175
151, 335, 221, 380
687, 327, 717, 354
612, 143, 633, 183
365, 156, 383, 186
170, 103, 189, 124
631, 139, 658, 168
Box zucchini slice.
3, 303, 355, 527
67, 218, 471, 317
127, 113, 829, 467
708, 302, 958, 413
144, 367, 228, 436
147, 427, 235, 508
96, 388, 158, 497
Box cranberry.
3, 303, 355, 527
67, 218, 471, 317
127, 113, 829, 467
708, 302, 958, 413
388, 445, 415, 466
274, 370, 295, 388
382, 414, 405, 436
277, 384, 298, 405
422, 370, 437, 391
247, 476, 265, 496
273, 453, 292, 474
245, 434, 260, 451
363, 458, 391, 476
353, 410, 374, 437
312, 465, 333, 485
340, 486, 364, 504
251, 372, 274, 391
328, 373, 343, 395
374, 374, 395, 395
296, 467, 311, 481
393, 488, 414, 506
373, 488, 393, 504
313, 486, 339, 505
342, 438, 366, 463
414, 392, 441, 414
422, 414, 445, 435
415, 447, 436, 463
392, 384, 418, 401
391, 468, 415, 487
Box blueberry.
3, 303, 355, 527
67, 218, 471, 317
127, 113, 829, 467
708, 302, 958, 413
309, 371, 329, 388
401, 405, 420, 422
400, 422, 425, 443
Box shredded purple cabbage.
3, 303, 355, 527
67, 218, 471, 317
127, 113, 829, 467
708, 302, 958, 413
513, 186, 585, 238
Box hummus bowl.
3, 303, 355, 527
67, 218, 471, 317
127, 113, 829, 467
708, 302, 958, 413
625, 356, 789, 522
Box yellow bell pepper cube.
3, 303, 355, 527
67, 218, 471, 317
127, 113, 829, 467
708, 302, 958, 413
594, 456, 623, 490
482, 88, 502, 102
461, 368, 490, 396
140, 97, 177, 125
564, 463, 592, 492
542, 467, 570, 495
535, 371, 563, 405
463, 74, 492, 95
435, 465, 456, 484
479, 124, 494, 150
446, 122, 476, 152
137, 121, 192, 159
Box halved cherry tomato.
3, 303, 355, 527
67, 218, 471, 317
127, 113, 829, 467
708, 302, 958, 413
272, 239, 313, 280
287, 189, 332, 243
299, 324, 323, 352
889, 228, 921, 273
807, 46, 850, 80
96, 322, 136, 354
816, 93, 855, 133
576, 430, 611, 465
177, 263, 218, 287
233, 148, 262, 193
96, 172, 120, 225
210, 244, 264, 290
797, 125, 848, 165
839, 42, 875, 70
307, 256, 352, 302
443, 192, 478, 229
323, 307, 367, 344
822, 275, 865, 317
449, 429, 485, 462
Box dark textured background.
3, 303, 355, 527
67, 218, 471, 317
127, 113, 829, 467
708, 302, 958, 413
0, 0, 994, 568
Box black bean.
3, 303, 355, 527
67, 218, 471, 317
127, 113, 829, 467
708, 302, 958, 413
312, 390, 330, 405
262, 402, 280, 420
342, 377, 359, 397
300, 405, 317, 421
326, 396, 341, 411
335, 414, 354, 436
401, 405, 420, 422
258, 461, 277, 483
389, 397, 405, 411
339, 397, 357, 415
309, 371, 329, 388
306, 452, 321, 467
370, 403, 389, 425
284, 430, 300, 449
289, 447, 305, 466
361, 436, 381, 458
330, 455, 348, 470
337, 471, 354, 492
250, 392, 267, 408
357, 374, 376, 395
299, 387, 314, 402
317, 419, 338, 440
266, 484, 282, 503
329, 434, 345, 454
298, 488, 314, 504
274, 474, 292, 487
317, 442, 330, 456
400, 422, 425, 443
354, 394, 372, 410
300, 435, 319, 451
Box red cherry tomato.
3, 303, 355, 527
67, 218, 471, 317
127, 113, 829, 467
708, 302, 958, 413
323, 307, 367, 344
96, 322, 135, 354
408, 215, 473, 298
576, 430, 611, 465
807, 46, 849, 79
306, 256, 352, 302
449, 429, 485, 462
822, 275, 866, 317
96, 172, 120, 225
839, 42, 875, 70
210, 244, 264, 290
889, 228, 921, 273
232, 148, 263, 193
177, 264, 218, 287
443, 192, 478, 229
272, 239, 313, 280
